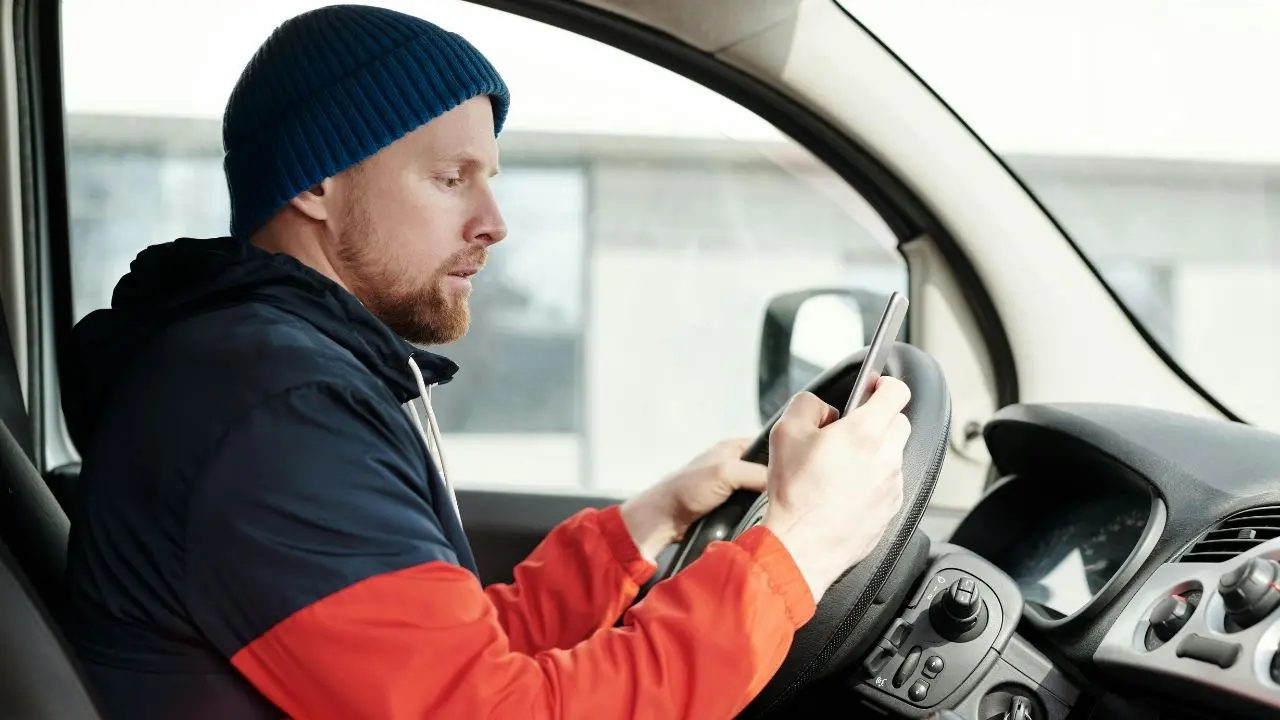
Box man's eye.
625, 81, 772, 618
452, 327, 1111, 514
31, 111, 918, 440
441, 177, 464, 189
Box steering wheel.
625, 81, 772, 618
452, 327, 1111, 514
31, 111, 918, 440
650, 342, 952, 717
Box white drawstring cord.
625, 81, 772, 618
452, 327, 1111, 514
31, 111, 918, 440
407, 356, 461, 519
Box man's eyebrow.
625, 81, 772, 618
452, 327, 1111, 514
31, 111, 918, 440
438, 151, 500, 177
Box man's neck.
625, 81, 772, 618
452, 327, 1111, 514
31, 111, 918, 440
250, 223, 352, 294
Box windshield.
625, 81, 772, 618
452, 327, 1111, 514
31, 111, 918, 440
839, 0, 1280, 432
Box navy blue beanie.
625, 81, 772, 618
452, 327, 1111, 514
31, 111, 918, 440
222, 4, 511, 239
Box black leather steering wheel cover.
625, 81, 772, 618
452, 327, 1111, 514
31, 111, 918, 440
662, 342, 952, 716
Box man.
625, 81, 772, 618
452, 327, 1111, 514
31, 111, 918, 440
61, 5, 911, 719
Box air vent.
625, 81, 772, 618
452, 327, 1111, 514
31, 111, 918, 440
1180, 506, 1280, 563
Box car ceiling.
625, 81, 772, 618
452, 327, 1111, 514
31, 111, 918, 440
485, 0, 804, 54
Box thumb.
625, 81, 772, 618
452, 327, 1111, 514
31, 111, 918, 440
719, 459, 767, 492
779, 391, 839, 431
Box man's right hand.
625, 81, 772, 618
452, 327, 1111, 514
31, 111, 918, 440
762, 376, 912, 603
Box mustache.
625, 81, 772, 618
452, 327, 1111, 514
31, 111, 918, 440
439, 247, 488, 275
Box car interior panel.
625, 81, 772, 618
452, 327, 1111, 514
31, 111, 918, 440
0, 296, 102, 716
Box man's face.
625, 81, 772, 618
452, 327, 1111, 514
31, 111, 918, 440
328, 96, 507, 345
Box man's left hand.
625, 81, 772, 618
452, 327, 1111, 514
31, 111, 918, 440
620, 437, 768, 563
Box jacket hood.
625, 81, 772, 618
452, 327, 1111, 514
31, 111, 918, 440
61, 236, 457, 450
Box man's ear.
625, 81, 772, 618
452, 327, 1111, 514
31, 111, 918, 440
288, 177, 334, 222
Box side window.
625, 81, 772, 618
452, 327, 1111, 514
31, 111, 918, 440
60, 0, 906, 495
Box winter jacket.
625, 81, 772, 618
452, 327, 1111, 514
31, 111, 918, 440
62, 236, 814, 719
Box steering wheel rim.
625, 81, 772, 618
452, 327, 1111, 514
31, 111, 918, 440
652, 342, 952, 716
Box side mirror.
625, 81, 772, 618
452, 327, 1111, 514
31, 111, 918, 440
757, 288, 897, 424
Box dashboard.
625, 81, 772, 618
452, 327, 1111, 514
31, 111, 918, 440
927, 402, 1280, 719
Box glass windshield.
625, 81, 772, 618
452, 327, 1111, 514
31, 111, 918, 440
839, 0, 1280, 432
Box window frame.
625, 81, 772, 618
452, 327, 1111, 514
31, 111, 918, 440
17, 0, 1019, 476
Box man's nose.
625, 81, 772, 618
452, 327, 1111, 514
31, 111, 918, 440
471, 187, 507, 246
475, 217, 507, 246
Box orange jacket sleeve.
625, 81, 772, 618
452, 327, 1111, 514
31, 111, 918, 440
231, 526, 815, 720
483, 505, 657, 654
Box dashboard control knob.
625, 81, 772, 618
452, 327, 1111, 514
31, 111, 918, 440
922, 654, 944, 678
944, 577, 981, 622
907, 679, 930, 703
930, 576, 987, 641
1218, 557, 1280, 630
1148, 594, 1192, 642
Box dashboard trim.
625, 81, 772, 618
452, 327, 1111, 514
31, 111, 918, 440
1022, 494, 1168, 630
967, 402, 1280, 703
1094, 536, 1280, 717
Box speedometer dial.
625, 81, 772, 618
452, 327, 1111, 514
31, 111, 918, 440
998, 497, 1150, 619
1004, 523, 1081, 608
1078, 507, 1148, 592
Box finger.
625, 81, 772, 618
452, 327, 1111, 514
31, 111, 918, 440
719, 437, 756, 457
719, 460, 768, 492
884, 412, 911, 453
852, 376, 911, 429
779, 391, 839, 430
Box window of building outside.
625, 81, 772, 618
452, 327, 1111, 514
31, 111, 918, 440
60, 0, 908, 496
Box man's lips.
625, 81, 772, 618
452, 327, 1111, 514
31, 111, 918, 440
448, 267, 481, 278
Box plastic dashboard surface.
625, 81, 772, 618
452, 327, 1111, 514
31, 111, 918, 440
950, 403, 1280, 671
1095, 536, 1280, 718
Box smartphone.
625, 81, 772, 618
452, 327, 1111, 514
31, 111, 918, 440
843, 291, 909, 414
